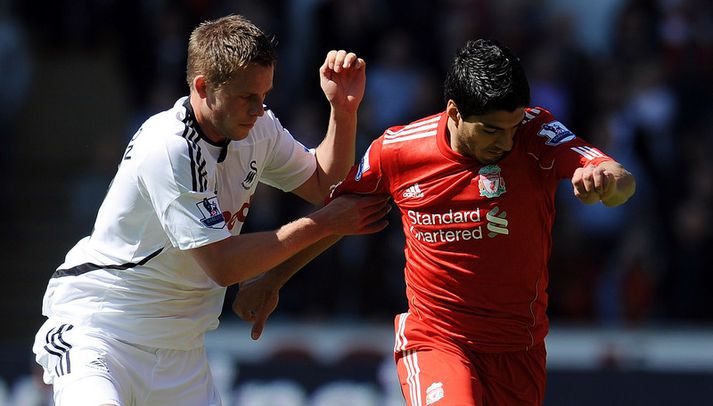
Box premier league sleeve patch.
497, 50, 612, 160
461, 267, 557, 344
196, 196, 226, 228
538, 121, 576, 146
354, 145, 371, 181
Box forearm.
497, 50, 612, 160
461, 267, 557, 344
194, 193, 389, 286
258, 235, 343, 288
192, 215, 333, 287
313, 108, 358, 194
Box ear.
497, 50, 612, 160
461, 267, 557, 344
193, 75, 209, 99
446, 99, 460, 126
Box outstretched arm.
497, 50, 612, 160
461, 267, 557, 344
190, 195, 388, 287
292, 50, 366, 204
572, 160, 636, 207
232, 235, 342, 340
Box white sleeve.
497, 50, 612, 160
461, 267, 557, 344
259, 110, 317, 192
138, 135, 230, 250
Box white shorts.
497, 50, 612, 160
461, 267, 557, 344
33, 318, 222, 406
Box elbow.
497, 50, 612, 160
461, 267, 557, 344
196, 254, 264, 287
206, 266, 257, 287
211, 274, 233, 288
201, 266, 235, 287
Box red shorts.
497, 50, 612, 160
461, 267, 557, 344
393, 312, 547, 406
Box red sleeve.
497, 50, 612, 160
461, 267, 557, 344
325, 137, 389, 204
522, 107, 613, 179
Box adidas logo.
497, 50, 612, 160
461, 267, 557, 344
403, 184, 424, 198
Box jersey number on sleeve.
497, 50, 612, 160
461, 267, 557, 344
123, 128, 143, 161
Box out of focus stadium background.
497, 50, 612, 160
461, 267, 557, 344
1, 0, 712, 404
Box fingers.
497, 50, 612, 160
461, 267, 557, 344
359, 194, 391, 208
580, 169, 596, 195
361, 218, 390, 234
232, 296, 249, 320
349, 204, 391, 235
323, 50, 364, 73
251, 316, 265, 340
355, 199, 392, 234
362, 201, 392, 225
250, 296, 276, 340
235, 300, 267, 340
233, 304, 255, 322
351, 195, 391, 224
336, 194, 389, 207
320, 194, 391, 235
573, 186, 599, 204
572, 166, 612, 204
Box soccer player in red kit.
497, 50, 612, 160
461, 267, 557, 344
234, 39, 636, 405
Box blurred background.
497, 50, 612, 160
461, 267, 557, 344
1, 0, 712, 404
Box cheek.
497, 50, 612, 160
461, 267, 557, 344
218, 101, 245, 122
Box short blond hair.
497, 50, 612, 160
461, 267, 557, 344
186, 14, 277, 90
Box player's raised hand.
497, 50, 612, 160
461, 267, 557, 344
320, 50, 366, 113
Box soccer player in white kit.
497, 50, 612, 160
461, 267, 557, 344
32, 14, 389, 406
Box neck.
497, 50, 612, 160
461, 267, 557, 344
446, 117, 466, 156
189, 94, 227, 144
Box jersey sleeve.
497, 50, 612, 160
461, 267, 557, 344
259, 109, 317, 192
327, 136, 389, 203
138, 134, 230, 250
522, 108, 613, 179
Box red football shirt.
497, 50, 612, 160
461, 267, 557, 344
330, 107, 611, 352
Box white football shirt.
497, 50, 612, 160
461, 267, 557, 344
41, 97, 316, 350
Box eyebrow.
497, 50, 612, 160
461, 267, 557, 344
234, 85, 274, 96
482, 122, 520, 131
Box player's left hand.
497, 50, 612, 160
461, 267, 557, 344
320, 50, 366, 113
233, 276, 280, 340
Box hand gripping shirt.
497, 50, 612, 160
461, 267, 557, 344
330, 107, 612, 353
42, 97, 316, 350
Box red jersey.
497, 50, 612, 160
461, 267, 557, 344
330, 107, 611, 353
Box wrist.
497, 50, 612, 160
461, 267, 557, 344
260, 270, 287, 289
305, 210, 335, 237
330, 105, 359, 119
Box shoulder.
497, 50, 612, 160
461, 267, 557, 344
131, 101, 203, 164
521, 107, 555, 129
519, 107, 577, 145
381, 112, 443, 147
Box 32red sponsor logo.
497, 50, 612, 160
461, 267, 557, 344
223, 200, 251, 231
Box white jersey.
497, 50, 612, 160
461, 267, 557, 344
41, 97, 316, 350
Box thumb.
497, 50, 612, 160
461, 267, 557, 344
251, 312, 268, 340
251, 320, 265, 340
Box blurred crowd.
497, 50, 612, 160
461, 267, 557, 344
2, 0, 712, 359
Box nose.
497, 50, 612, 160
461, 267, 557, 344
249, 98, 266, 117
496, 130, 515, 151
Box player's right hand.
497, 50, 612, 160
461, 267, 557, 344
314, 194, 390, 236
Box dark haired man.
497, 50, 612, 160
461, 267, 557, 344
237, 39, 635, 405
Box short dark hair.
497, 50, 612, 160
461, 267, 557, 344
444, 39, 530, 117
186, 14, 277, 90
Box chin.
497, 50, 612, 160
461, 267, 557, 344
230, 131, 250, 141
477, 156, 499, 165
